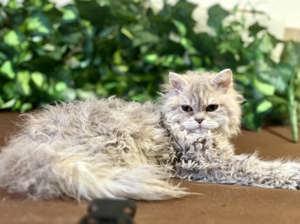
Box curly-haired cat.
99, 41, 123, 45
1, 69, 300, 201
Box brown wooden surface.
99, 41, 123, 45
0, 112, 300, 224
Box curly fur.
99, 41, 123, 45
0, 69, 300, 201
0, 98, 187, 200
163, 70, 300, 190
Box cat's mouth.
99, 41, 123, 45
182, 119, 219, 131
200, 120, 219, 129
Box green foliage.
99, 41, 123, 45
0, 0, 299, 133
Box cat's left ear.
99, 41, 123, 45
211, 69, 233, 92
169, 72, 187, 92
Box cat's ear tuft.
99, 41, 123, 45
211, 69, 233, 91
169, 72, 186, 91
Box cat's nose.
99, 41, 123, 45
195, 118, 204, 124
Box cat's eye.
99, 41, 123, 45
181, 105, 193, 112
206, 104, 219, 112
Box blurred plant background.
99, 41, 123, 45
0, 0, 299, 140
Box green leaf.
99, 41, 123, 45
173, 20, 187, 36
242, 113, 260, 131
131, 26, 159, 46
12, 99, 21, 111
0, 96, 3, 107
207, 4, 229, 31
62, 88, 77, 101
131, 93, 149, 102
179, 37, 197, 54
3, 82, 17, 98
281, 42, 300, 67
31, 72, 45, 88
17, 71, 31, 95
191, 56, 202, 66
62, 6, 77, 21
55, 82, 67, 92
144, 54, 158, 64
20, 103, 32, 112
25, 13, 51, 34
76, 0, 106, 25
113, 50, 123, 65
253, 78, 275, 96
76, 89, 95, 100
257, 100, 272, 113
17, 51, 33, 63
115, 65, 128, 73
121, 27, 134, 39
259, 34, 273, 53
3, 30, 20, 47
0, 61, 15, 79
1, 99, 16, 109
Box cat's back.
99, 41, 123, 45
20, 97, 161, 142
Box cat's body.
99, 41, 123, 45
1, 69, 300, 201
0, 99, 184, 200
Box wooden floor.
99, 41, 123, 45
0, 112, 300, 224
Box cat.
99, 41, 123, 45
0, 69, 300, 201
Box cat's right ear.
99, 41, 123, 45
211, 69, 233, 92
169, 72, 186, 92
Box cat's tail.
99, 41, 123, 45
51, 157, 188, 200
0, 141, 188, 200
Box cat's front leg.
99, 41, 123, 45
173, 129, 215, 181
179, 152, 300, 190
226, 154, 300, 189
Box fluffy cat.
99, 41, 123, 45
0, 69, 300, 201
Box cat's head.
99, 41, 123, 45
160, 69, 243, 137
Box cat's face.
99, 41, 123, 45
161, 69, 242, 137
